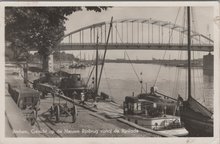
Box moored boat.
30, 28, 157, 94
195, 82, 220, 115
33, 70, 87, 98
177, 6, 213, 137
178, 96, 213, 136
123, 88, 188, 137
69, 63, 86, 69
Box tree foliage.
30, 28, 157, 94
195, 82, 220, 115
5, 6, 109, 70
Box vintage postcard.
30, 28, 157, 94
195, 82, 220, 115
0, 1, 219, 144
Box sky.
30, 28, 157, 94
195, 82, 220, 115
63, 7, 214, 60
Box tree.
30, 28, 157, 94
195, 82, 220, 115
5, 7, 109, 71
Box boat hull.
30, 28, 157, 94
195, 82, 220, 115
180, 113, 213, 137
124, 114, 188, 136
180, 98, 213, 137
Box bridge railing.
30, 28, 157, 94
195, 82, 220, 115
59, 42, 213, 47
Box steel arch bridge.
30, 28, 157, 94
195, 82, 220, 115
59, 18, 213, 52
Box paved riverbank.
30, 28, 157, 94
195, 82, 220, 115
5, 65, 164, 137
34, 96, 158, 137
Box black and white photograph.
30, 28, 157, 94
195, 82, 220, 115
2, 1, 220, 142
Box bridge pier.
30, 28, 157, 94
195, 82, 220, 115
48, 54, 54, 73
203, 52, 213, 75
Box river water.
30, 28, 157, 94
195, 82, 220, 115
62, 63, 213, 112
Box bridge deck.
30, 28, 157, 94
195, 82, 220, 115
58, 43, 213, 51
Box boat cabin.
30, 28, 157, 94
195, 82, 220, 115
123, 96, 186, 136
59, 74, 83, 89
123, 95, 178, 117
123, 96, 143, 115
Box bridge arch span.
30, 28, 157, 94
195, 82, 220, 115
59, 18, 213, 52
63, 18, 213, 44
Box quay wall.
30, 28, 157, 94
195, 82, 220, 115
5, 95, 40, 137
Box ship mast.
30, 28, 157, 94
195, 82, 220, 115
97, 17, 113, 90
95, 35, 99, 97
187, 6, 192, 99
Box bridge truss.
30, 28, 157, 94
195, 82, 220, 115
60, 18, 213, 52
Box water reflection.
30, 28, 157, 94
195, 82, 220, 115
62, 63, 213, 111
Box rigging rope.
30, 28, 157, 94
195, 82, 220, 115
172, 10, 185, 99
103, 66, 113, 101
153, 7, 181, 87
85, 51, 96, 87
191, 7, 206, 104
114, 25, 146, 93
196, 33, 206, 104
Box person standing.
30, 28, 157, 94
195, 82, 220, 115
93, 99, 98, 109
79, 91, 85, 105
72, 91, 77, 101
